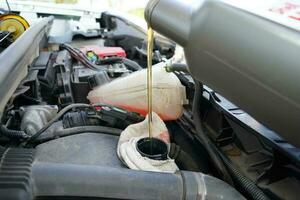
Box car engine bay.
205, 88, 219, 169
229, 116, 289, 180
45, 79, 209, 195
1, 1, 300, 199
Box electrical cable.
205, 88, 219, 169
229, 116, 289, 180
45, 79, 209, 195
60, 43, 143, 72
193, 80, 270, 200
0, 32, 11, 43
192, 80, 233, 184
60, 43, 105, 71
216, 147, 270, 200
25, 103, 92, 143
33, 125, 122, 144
5, 0, 11, 13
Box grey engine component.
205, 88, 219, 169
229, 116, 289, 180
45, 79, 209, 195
145, 0, 300, 147
20, 105, 58, 135
29, 133, 244, 200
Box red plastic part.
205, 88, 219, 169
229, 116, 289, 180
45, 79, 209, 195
92, 100, 173, 121
80, 45, 126, 59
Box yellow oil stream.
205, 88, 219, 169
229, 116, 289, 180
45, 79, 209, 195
147, 27, 154, 138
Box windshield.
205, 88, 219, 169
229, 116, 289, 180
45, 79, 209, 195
0, 0, 147, 18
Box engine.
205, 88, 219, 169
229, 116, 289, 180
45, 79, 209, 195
1, 43, 147, 135
1, 27, 250, 199
0, 1, 299, 199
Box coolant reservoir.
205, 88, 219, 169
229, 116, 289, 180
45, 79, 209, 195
87, 63, 188, 120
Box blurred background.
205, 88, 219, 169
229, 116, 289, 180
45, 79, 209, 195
1, 0, 148, 18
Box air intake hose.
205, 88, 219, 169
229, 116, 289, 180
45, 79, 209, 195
32, 162, 245, 199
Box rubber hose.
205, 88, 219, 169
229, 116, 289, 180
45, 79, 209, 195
133, 46, 162, 63
193, 80, 233, 184
122, 58, 143, 71
169, 143, 202, 172
98, 57, 142, 71
35, 126, 122, 144
26, 103, 92, 143
165, 63, 189, 73
0, 125, 29, 139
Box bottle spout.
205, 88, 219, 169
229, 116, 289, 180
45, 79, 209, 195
145, 0, 195, 46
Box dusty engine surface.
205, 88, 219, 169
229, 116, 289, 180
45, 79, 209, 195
0, 40, 236, 200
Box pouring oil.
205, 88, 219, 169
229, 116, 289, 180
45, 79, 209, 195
147, 27, 154, 138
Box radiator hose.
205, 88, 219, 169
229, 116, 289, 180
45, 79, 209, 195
0, 125, 29, 139
169, 143, 202, 172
